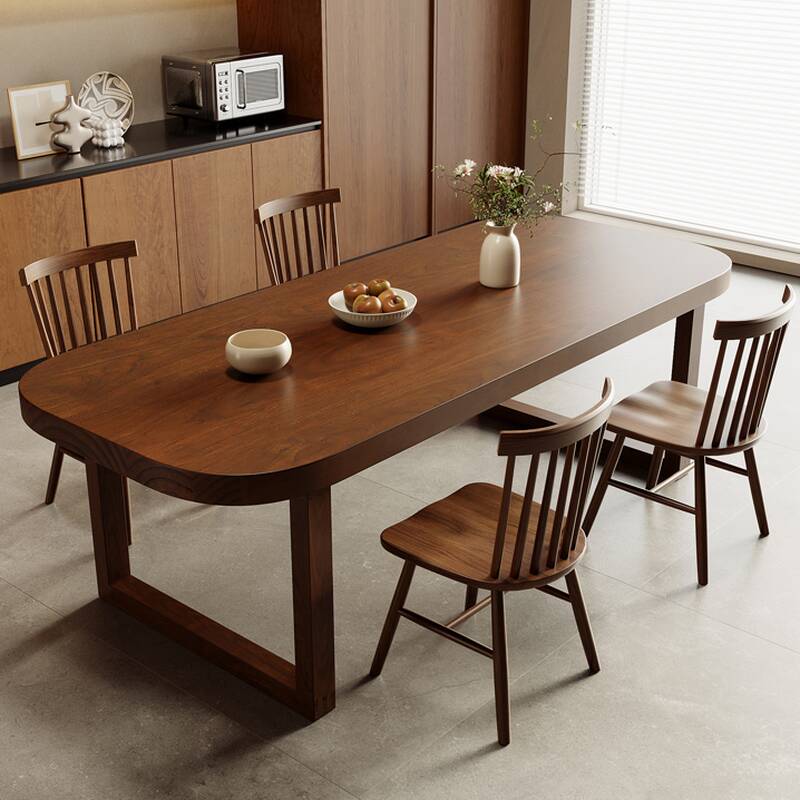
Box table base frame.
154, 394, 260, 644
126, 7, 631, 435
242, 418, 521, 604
86, 461, 335, 721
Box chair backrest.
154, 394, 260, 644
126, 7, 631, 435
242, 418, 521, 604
696, 285, 795, 449
491, 379, 615, 581
19, 240, 139, 358
255, 188, 342, 287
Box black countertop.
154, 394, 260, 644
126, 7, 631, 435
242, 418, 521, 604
0, 113, 322, 195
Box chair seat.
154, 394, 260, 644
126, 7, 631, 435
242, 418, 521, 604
380, 482, 586, 590
609, 380, 764, 455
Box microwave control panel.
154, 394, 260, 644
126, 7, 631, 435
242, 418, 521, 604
215, 63, 233, 120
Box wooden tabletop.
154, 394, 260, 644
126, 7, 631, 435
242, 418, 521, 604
19, 218, 731, 505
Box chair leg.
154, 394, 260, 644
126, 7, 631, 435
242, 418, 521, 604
490, 590, 510, 746
646, 446, 665, 490
744, 449, 769, 538
44, 444, 65, 505
370, 561, 416, 677
565, 570, 600, 674
583, 433, 626, 534
464, 585, 478, 611
694, 457, 709, 586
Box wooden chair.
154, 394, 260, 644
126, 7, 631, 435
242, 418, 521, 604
370, 380, 615, 745
255, 188, 342, 286
584, 286, 795, 586
20, 241, 139, 509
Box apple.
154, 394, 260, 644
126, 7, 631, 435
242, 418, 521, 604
352, 294, 382, 314
368, 278, 391, 296
381, 293, 408, 313
343, 281, 369, 309
378, 288, 397, 303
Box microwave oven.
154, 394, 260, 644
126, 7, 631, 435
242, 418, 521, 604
162, 48, 284, 122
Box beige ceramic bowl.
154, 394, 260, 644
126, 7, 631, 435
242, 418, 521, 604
225, 329, 292, 375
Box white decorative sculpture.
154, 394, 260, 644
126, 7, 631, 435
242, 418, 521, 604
87, 116, 125, 148
50, 95, 93, 154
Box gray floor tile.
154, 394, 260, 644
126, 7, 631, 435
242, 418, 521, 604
364, 590, 800, 800
0, 578, 355, 800
2, 263, 799, 799
644, 466, 800, 653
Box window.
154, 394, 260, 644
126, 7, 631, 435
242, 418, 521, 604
579, 0, 800, 254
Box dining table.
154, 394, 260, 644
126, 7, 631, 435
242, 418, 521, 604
18, 217, 731, 721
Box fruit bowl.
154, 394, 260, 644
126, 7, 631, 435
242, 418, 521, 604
328, 288, 417, 328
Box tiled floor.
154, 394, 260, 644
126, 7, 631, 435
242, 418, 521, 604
1, 265, 799, 799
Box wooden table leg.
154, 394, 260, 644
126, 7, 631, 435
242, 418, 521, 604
661, 305, 705, 478
86, 461, 131, 595
85, 461, 337, 721
290, 489, 336, 720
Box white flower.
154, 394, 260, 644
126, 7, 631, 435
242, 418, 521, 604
487, 164, 521, 183
452, 158, 476, 177
543, 201, 556, 213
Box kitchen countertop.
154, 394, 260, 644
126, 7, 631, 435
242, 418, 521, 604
0, 113, 322, 194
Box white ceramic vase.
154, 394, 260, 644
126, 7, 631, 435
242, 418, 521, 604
479, 222, 520, 288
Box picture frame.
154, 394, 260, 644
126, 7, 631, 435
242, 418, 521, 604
6, 80, 72, 160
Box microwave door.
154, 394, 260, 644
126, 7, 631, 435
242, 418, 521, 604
233, 62, 283, 117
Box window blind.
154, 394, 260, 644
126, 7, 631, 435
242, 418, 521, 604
579, 0, 800, 254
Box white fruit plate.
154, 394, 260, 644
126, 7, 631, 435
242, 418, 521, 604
328, 288, 417, 328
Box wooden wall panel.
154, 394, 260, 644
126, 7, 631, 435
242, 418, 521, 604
434, 0, 530, 233
82, 161, 182, 326
0, 180, 86, 370
173, 146, 257, 311
237, 0, 325, 120
252, 131, 323, 288
325, 0, 432, 260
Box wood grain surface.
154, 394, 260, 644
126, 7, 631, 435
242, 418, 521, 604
19, 218, 731, 505
82, 162, 182, 326
0, 180, 86, 369
173, 146, 257, 311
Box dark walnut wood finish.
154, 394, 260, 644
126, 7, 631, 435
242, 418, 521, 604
584, 286, 795, 586
371, 380, 614, 745
256, 188, 342, 287
18, 218, 730, 720
20, 240, 139, 512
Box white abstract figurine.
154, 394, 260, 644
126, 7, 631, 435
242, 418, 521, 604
87, 116, 125, 148
50, 96, 93, 154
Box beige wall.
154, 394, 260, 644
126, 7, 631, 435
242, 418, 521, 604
0, 0, 237, 149
525, 0, 581, 202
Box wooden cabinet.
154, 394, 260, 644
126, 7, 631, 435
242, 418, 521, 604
237, 0, 530, 257
82, 161, 182, 326
0, 180, 86, 370
434, 0, 530, 232
172, 146, 257, 311
252, 130, 323, 288
325, 0, 432, 260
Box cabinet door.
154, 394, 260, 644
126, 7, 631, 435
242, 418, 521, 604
252, 130, 323, 288
173, 145, 257, 311
435, 0, 530, 232
82, 161, 182, 326
0, 180, 86, 371
326, 0, 431, 260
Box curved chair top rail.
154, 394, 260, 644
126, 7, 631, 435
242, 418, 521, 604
713, 284, 795, 341
256, 188, 342, 222
498, 378, 615, 457
20, 241, 139, 287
